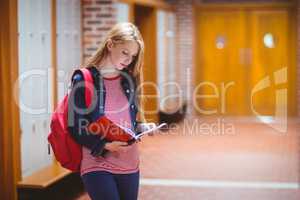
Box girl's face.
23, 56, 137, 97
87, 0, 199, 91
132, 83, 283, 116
107, 40, 139, 71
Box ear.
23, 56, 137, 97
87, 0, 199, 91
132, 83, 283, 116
106, 39, 113, 51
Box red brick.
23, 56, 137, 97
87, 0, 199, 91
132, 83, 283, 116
95, 14, 113, 18
86, 20, 102, 25
82, 0, 93, 3
96, 27, 111, 31
83, 27, 93, 31
95, 0, 112, 5
105, 20, 116, 25
83, 13, 92, 18
85, 7, 101, 12
84, 34, 102, 38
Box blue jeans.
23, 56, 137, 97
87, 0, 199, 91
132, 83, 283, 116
81, 171, 140, 200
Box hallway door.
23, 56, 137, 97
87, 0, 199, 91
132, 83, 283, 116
195, 6, 296, 116
249, 9, 296, 116
195, 10, 248, 115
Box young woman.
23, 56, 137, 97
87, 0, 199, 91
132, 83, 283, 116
68, 22, 145, 200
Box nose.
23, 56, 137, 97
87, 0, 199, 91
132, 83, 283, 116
124, 57, 132, 65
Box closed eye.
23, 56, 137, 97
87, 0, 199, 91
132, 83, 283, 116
122, 51, 129, 56
122, 50, 137, 59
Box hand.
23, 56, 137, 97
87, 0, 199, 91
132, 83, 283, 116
104, 141, 130, 153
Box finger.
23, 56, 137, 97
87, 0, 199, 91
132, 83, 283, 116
114, 141, 128, 146
119, 146, 129, 152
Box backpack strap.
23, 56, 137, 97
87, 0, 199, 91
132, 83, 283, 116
79, 68, 94, 108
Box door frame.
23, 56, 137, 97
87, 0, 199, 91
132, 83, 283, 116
0, 0, 21, 199
134, 4, 159, 122
118, 0, 172, 10
194, 1, 296, 10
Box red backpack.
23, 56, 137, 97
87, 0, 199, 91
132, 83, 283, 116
48, 68, 94, 171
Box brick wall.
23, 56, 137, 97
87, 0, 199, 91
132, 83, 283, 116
171, 0, 195, 115
82, 0, 116, 63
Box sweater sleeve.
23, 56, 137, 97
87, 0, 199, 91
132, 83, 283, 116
67, 72, 108, 157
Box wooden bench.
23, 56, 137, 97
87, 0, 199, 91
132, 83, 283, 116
18, 163, 72, 189
17, 163, 86, 200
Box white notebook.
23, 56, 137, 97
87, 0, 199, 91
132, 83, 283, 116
121, 123, 167, 140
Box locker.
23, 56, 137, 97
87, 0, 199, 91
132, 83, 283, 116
156, 10, 178, 112
18, 0, 52, 177
157, 10, 166, 108
166, 13, 177, 96
56, 0, 82, 102
20, 116, 32, 177
18, 0, 82, 177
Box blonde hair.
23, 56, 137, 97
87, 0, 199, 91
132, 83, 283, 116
84, 22, 146, 121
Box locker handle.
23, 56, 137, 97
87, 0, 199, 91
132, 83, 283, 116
32, 124, 36, 133
43, 120, 47, 129
48, 143, 51, 155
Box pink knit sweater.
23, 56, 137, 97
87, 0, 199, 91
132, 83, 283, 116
80, 75, 139, 176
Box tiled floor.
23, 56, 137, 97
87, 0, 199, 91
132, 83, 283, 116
77, 117, 300, 200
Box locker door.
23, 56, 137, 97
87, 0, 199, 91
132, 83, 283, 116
157, 10, 179, 113
57, 0, 82, 101
39, 0, 52, 168
56, 0, 65, 100
72, 0, 82, 68
57, 0, 68, 101
157, 10, 167, 110
19, 0, 36, 177
18, 0, 52, 177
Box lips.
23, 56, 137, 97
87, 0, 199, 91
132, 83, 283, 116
120, 63, 127, 67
